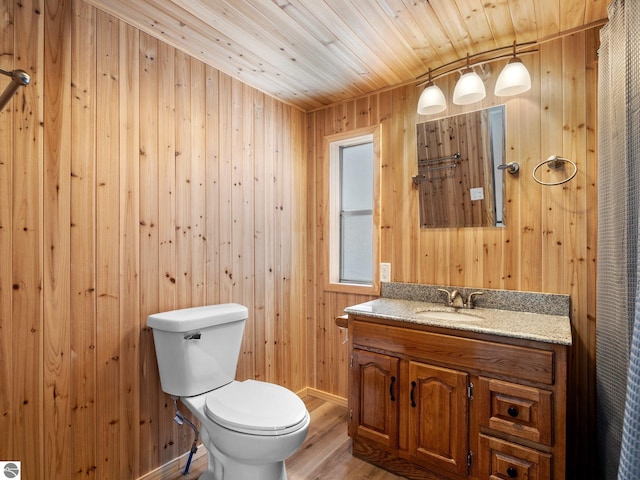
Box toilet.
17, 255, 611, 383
147, 303, 310, 480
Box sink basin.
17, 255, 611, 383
414, 307, 483, 322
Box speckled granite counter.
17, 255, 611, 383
344, 297, 572, 346
381, 282, 571, 316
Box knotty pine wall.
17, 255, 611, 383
0, 0, 601, 477
0, 1, 308, 479
307, 29, 599, 478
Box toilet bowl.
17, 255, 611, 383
182, 380, 310, 480
147, 304, 310, 480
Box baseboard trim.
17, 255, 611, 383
299, 387, 348, 408
138, 445, 207, 480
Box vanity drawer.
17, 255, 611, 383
351, 319, 555, 385
478, 377, 552, 446
478, 434, 552, 480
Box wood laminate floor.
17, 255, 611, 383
177, 395, 406, 480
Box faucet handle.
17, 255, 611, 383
465, 291, 484, 309
437, 288, 453, 304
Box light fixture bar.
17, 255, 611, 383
415, 46, 537, 88
416, 41, 536, 114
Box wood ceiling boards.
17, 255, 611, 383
84, 0, 609, 111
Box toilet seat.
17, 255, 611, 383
204, 380, 308, 436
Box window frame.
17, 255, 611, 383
324, 125, 381, 295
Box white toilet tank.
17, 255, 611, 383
147, 304, 248, 397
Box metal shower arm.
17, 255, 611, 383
0, 68, 31, 112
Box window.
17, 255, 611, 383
326, 127, 380, 294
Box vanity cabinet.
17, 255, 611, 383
351, 350, 469, 476
347, 315, 567, 480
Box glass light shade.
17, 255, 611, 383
417, 82, 447, 115
494, 58, 531, 96
452, 69, 486, 105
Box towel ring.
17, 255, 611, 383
532, 155, 577, 186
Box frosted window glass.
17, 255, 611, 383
338, 141, 374, 284
340, 214, 373, 283
341, 143, 374, 211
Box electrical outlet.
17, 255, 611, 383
470, 187, 485, 201
380, 263, 391, 283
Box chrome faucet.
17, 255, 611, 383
438, 288, 464, 308
465, 291, 484, 309
437, 288, 484, 309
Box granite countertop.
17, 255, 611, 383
344, 297, 572, 346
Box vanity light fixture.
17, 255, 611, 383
416, 42, 536, 115
452, 54, 486, 105
417, 68, 447, 115
495, 42, 531, 96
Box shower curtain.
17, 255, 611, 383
619, 294, 640, 478
597, 0, 640, 478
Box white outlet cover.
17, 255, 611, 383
470, 187, 484, 201
380, 263, 391, 282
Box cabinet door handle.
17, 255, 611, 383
410, 381, 417, 407
506, 467, 518, 478
389, 376, 396, 402
507, 406, 519, 418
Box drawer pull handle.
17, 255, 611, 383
506, 467, 518, 478
508, 406, 519, 417
410, 381, 417, 407
389, 376, 396, 402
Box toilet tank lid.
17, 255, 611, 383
147, 304, 248, 332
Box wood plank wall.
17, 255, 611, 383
0, 1, 308, 479
307, 29, 599, 479
0, 0, 600, 478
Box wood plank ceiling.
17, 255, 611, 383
84, 0, 609, 111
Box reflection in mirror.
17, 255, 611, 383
415, 105, 506, 228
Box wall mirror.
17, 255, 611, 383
415, 105, 506, 228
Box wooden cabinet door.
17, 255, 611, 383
408, 360, 469, 477
350, 349, 400, 448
